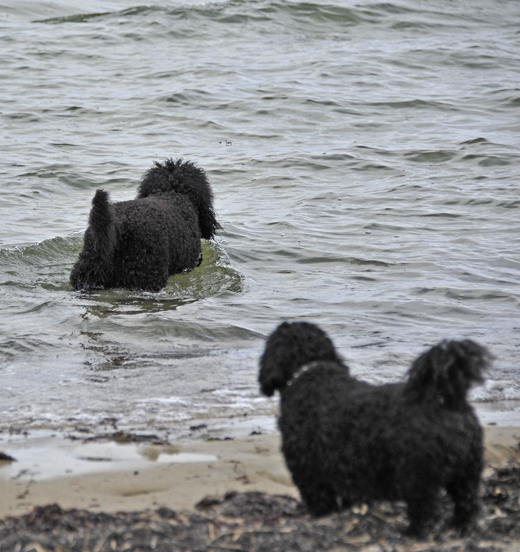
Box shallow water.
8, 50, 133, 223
1, 0, 520, 442
0, 434, 218, 481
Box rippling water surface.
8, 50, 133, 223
1, 0, 519, 441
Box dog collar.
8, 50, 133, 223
286, 361, 323, 388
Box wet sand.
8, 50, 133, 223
0, 425, 519, 519
0, 432, 295, 518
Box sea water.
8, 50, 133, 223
0, 0, 519, 443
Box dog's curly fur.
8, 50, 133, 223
70, 158, 220, 292
259, 321, 492, 536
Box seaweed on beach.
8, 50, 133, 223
1, 464, 520, 552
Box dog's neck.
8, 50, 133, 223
286, 361, 323, 388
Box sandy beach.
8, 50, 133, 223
1, 422, 520, 552
0, 433, 279, 518
0, 431, 296, 519
1, 424, 519, 519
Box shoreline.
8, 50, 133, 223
1, 422, 519, 519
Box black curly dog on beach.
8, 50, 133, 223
259, 321, 492, 536
70, 158, 220, 292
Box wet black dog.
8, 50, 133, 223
259, 321, 491, 536
70, 158, 220, 292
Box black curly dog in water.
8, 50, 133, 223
70, 158, 220, 292
259, 321, 492, 536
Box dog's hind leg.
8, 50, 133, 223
299, 482, 340, 517
446, 434, 483, 534
446, 472, 481, 534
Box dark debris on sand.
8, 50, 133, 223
1, 465, 520, 552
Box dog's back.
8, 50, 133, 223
279, 371, 402, 515
113, 194, 203, 289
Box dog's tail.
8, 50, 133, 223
259, 321, 343, 396
88, 189, 116, 261
404, 339, 492, 408
137, 158, 220, 240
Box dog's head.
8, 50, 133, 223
137, 158, 220, 239
259, 321, 343, 396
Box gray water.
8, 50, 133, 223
1, 0, 520, 442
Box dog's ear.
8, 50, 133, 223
259, 321, 342, 396
406, 339, 492, 408
259, 322, 292, 396
194, 180, 220, 240
175, 161, 220, 239
259, 358, 283, 397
